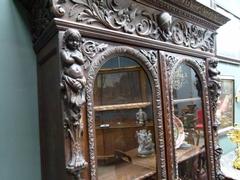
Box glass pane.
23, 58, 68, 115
94, 57, 156, 179
216, 79, 234, 129
172, 63, 207, 179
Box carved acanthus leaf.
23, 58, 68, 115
81, 40, 108, 69
140, 49, 158, 74
164, 54, 179, 74
171, 20, 216, 53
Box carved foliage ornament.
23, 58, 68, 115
51, 0, 216, 53
60, 28, 107, 178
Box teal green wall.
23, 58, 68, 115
0, 1, 41, 180
218, 62, 240, 154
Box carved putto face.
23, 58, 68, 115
64, 29, 81, 50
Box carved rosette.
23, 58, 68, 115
86, 46, 166, 179
207, 58, 225, 179
61, 28, 107, 179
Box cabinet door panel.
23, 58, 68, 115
94, 56, 157, 179
171, 63, 208, 180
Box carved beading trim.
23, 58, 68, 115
165, 53, 215, 179
159, 51, 175, 179
86, 46, 166, 179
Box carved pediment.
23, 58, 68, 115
19, 0, 229, 52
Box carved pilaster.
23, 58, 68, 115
207, 58, 225, 179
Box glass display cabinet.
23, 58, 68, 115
21, 0, 229, 179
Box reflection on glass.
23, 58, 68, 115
216, 79, 234, 129
94, 57, 156, 179
172, 63, 207, 180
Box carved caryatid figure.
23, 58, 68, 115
61, 29, 87, 177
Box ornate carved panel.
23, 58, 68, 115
85, 45, 166, 179
50, 0, 217, 53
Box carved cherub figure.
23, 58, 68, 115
61, 29, 88, 170
61, 29, 86, 108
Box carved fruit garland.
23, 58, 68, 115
61, 28, 107, 179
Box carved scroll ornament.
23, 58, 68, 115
61, 28, 107, 179
52, 0, 216, 53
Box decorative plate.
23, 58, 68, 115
173, 115, 185, 149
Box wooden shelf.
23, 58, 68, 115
95, 122, 153, 129
94, 102, 151, 112
173, 97, 201, 104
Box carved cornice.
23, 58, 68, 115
163, 0, 229, 27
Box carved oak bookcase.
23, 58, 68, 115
31, 0, 229, 180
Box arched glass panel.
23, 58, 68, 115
172, 63, 207, 179
94, 56, 156, 179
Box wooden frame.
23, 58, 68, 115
160, 52, 215, 179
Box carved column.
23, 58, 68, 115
207, 58, 225, 180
